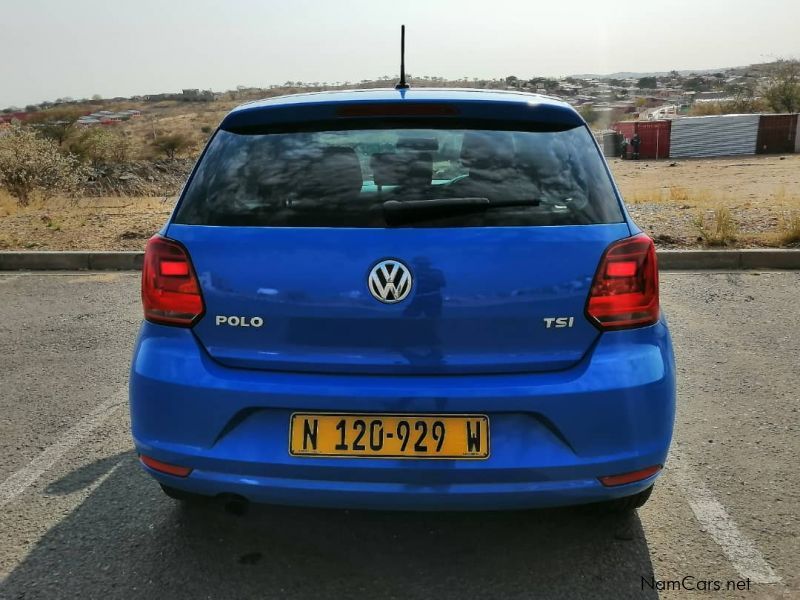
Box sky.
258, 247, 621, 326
1, 0, 798, 108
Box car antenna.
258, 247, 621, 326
395, 25, 410, 90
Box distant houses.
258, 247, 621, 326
76, 109, 141, 127
143, 89, 217, 102
0, 111, 31, 124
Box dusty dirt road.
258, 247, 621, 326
0, 272, 797, 599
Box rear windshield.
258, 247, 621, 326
174, 126, 624, 227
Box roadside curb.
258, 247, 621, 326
0, 251, 143, 271
0, 249, 799, 271
656, 249, 800, 270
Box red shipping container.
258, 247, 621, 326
636, 120, 671, 159
612, 122, 635, 158
756, 114, 798, 154
612, 120, 671, 159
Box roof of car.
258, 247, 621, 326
220, 88, 583, 131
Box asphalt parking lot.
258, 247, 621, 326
0, 271, 798, 599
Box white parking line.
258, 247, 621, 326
669, 447, 782, 584
0, 389, 127, 509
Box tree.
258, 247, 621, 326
27, 107, 86, 146
726, 84, 764, 113
542, 78, 560, 92
71, 127, 131, 166
684, 77, 710, 92
38, 121, 74, 146
763, 59, 800, 113
578, 104, 598, 125
637, 76, 657, 89
153, 133, 192, 160
0, 125, 82, 206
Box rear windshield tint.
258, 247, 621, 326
174, 126, 624, 227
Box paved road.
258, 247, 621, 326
0, 272, 797, 599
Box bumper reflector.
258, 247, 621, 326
140, 455, 192, 477
599, 465, 661, 487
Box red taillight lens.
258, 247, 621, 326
142, 235, 204, 326
586, 234, 659, 330
140, 454, 192, 477
599, 465, 662, 487
336, 103, 459, 117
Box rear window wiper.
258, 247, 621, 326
382, 197, 541, 212
382, 197, 543, 225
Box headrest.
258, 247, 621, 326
300, 146, 363, 198
397, 137, 438, 151
512, 133, 562, 173
371, 152, 433, 187
460, 131, 514, 173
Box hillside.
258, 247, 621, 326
2, 59, 796, 151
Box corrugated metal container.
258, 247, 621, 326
669, 115, 760, 158
601, 131, 622, 157
756, 114, 798, 154
797, 115, 800, 153
614, 122, 636, 140
636, 120, 671, 159
612, 121, 671, 159
612, 122, 636, 159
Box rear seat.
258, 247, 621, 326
371, 152, 433, 192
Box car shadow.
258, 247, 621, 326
1, 455, 658, 600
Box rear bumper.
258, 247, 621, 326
130, 321, 676, 510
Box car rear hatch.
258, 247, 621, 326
165, 96, 632, 375
167, 223, 630, 375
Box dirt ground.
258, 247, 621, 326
0, 195, 173, 251
612, 154, 800, 247
0, 154, 798, 250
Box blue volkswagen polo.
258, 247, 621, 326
130, 88, 676, 512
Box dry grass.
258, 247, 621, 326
626, 186, 714, 206
0, 190, 173, 250
1, 190, 104, 216
692, 207, 738, 247
774, 212, 800, 246
668, 186, 689, 202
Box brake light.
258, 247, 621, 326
586, 234, 659, 330
336, 103, 459, 117
141, 235, 204, 326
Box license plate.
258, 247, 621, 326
289, 413, 490, 459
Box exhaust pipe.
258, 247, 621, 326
218, 493, 250, 516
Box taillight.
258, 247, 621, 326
586, 234, 659, 330
141, 235, 204, 326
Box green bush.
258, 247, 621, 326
153, 133, 192, 160
71, 128, 131, 166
